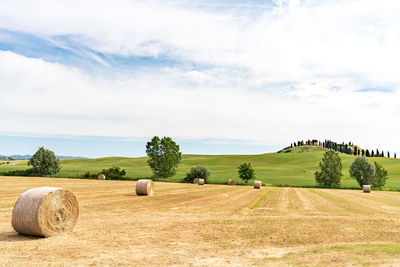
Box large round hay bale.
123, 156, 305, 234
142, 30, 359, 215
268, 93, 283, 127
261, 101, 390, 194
198, 179, 205, 185
363, 185, 371, 193
193, 178, 199, 184
12, 187, 79, 237
254, 180, 262, 189
98, 174, 106, 180
136, 179, 154, 196
228, 179, 236, 185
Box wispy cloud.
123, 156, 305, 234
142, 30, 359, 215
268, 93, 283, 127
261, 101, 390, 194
1, 0, 400, 153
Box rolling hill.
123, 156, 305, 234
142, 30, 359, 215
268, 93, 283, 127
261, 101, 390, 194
2, 146, 400, 190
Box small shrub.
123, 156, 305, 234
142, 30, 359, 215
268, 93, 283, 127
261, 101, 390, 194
82, 171, 98, 179
101, 166, 126, 180
0, 169, 35, 176
185, 166, 211, 182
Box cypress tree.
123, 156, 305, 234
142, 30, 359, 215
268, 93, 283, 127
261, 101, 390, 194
395, 153, 397, 159
376, 149, 379, 156
354, 147, 357, 156
372, 150, 375, 157
388, 151, 390, 158
366, 149, 370, 157
381, 151, 384, 157
361, 149, 365, 156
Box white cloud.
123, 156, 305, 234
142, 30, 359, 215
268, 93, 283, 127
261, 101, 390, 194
1, 0, 400, 152
1, 50, 400, 153
2, 0, 400, 87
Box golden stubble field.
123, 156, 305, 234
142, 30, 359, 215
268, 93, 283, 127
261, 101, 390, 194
2, 177, 400, 266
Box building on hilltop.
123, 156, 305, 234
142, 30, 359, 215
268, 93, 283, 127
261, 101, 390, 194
305, 139, 319, 146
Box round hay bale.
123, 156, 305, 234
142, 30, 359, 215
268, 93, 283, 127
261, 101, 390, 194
98, 174, 106, 180
228, 179, 236, 185
12, 187, 79, 237
254, 180, 262, 189
193, 178, 199, 184
363, 185, 371, 193
136, 179, 154, 196
198, 179, 205, 185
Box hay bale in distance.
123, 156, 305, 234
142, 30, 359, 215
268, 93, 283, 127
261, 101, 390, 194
228, 179, 236, 185
12, 187, 79, 237
254, 180, 262, 189
198, 179, 205, 185
98, 174, 106, 180
363, 185, 371, 193
136, 179, 154, 196
193, 178, 199, 184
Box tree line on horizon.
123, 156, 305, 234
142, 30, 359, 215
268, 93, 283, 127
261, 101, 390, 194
291, 139, 397, 159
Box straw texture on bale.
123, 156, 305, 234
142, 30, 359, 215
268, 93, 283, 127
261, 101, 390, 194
254, 181, 262, 189
363, 185, 371, 193
193, 178, 199, 184
12, 187, 79, 237
228, 179, 236, 185
136, 179, 154, 196
198, 179, 205, 185
98, 174, 106, 180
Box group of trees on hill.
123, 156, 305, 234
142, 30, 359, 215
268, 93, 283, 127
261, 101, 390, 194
315, 150, 389, 189
291, 139, 397, 159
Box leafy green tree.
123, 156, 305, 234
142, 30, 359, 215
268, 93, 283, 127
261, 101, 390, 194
185, 166, 211, 182
238, 162, 255, 183
373, 162, 388, 188
28, 147, 60, 175
314, 150, 343, 188
146, 136, 182, 178
349, 157, 376, 187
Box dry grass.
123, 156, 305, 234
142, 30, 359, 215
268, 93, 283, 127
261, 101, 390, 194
2, 176, 400, 266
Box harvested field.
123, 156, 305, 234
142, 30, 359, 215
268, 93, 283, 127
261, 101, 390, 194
2, 176, 400, 266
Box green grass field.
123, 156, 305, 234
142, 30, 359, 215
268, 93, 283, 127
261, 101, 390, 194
2, 146, 400, 190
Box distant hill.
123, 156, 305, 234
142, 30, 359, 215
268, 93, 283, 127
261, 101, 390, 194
1, 148, 399, 190
0, 155, 88, 160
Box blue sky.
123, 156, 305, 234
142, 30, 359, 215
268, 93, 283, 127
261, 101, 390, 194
0, 135, 280, 158
1, 0, 400, 157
